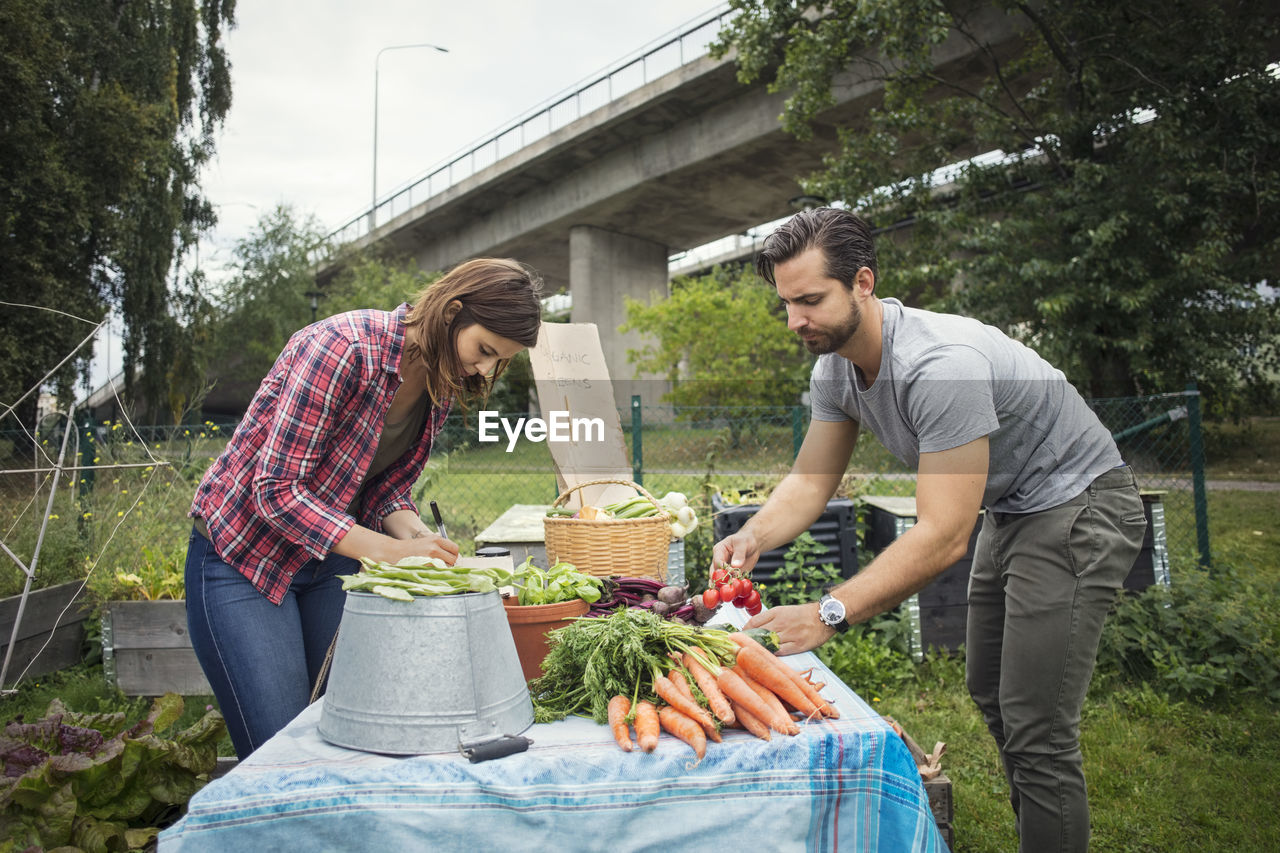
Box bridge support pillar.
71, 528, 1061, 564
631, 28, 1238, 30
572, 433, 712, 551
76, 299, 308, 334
569, 225, 669, 411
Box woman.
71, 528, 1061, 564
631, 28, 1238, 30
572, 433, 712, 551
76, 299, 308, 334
186, 257, 543, 757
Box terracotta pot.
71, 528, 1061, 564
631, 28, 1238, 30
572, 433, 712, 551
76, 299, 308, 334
502, 596, 590, 682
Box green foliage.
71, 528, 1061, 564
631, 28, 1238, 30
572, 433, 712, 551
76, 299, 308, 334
322, 248, 438, 317
0, 0, 236, 423
621, 265, 812, 444
106, 544, 187, 602
0, 693, 226, 850
512, 558, 605, 606
818, 625, 918, 700
1096, 564, 1280, 703
759, 531, 838, 607
713, 0, 1280, 404
203, 205, 330, 388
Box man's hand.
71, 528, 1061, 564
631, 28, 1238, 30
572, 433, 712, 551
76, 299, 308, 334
744, 602, 835, 655
711, 529, 763, 578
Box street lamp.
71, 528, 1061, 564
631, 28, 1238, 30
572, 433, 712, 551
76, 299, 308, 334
305, 290, 324, 323
371, 42, 449, 232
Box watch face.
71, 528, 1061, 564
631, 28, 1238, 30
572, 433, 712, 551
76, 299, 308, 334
819, 595, 845, 626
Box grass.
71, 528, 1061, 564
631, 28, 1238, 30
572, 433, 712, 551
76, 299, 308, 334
1203, 415, 1280, 482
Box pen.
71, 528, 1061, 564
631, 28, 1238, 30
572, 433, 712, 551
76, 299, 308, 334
429, 500, 449, 541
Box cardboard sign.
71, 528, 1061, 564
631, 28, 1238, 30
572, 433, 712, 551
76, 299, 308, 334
528, 323, 635, 509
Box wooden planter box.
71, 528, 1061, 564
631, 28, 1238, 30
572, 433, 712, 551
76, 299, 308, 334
1, 580, 92, 687
103, 600, 212, 696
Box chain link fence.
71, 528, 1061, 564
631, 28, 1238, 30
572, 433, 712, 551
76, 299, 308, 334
421, 387, 1211, 576
1, 388, 1210, 592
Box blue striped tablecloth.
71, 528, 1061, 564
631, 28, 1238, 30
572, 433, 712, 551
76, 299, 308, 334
160, 653, 945, 852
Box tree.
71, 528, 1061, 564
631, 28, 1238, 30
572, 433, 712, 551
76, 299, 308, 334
621, 265, 813, 445
202, 205, 328, 393
0, 0, 235, 425
713, 0, 1280, 405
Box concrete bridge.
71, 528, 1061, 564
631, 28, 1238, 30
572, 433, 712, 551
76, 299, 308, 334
316, 4, 1028, 401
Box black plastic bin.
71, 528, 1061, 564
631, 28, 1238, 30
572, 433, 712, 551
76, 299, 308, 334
710, 493, 859, 586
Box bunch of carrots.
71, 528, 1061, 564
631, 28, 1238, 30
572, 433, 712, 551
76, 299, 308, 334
529, 609, 838, 763
607, 633, 838, 759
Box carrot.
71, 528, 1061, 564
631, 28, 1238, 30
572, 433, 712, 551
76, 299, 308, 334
667, 668, 722, 742
634, 700, 660, 753
652, 673, 719, 735
735, 667, 799, 736
729, 698, 771, 741
714, 665, 795, 736
730, 632, 839, 719
732, 644, 823, 720
658, 705, 707, 760
681, 651, 736, 726
608, 695, 634, 752
667, 667, 696, 704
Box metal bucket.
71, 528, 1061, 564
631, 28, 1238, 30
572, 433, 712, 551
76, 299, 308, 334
318, 590, 533, 755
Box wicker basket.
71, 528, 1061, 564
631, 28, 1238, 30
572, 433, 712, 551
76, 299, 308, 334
543, 479, 672, 579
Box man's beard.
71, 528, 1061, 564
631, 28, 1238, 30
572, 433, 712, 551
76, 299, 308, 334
801, 298, 862, 355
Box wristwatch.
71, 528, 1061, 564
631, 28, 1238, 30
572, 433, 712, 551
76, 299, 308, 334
818, 593, 851, 633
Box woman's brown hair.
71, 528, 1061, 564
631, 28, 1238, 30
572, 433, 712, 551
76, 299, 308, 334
403, 257, 543, 410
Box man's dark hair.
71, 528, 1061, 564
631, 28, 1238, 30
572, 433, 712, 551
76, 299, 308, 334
755, 207, 878, 290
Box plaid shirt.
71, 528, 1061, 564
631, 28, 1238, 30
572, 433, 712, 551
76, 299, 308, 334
192, 305, 451, 605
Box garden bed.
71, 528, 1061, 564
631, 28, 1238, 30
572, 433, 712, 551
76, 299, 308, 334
1, 580, 91, 687
103, 600, 212, 696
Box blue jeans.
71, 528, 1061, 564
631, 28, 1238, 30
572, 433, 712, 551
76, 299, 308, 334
184, 526, 354, 758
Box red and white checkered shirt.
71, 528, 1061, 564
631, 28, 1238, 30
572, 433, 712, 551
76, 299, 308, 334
191, 305, 451, 604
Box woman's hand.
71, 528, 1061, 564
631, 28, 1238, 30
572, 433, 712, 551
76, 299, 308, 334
333, 522, 459, 566
394, 531, 460, 565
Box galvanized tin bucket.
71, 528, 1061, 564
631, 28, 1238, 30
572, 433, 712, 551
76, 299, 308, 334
318, 589, 533, 755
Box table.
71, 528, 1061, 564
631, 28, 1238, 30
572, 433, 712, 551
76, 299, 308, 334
475, 503, 553, 568
160, 653, 946, 853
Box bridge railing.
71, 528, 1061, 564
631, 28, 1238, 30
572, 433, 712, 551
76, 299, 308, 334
327, 3, 734, 248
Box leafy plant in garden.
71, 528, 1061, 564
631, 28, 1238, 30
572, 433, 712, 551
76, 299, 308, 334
0, 693, 226, 851
1096, 563, 1280, 703
818, 625, 917, 701
760, 532, 838, 607
108, 544, 187, 601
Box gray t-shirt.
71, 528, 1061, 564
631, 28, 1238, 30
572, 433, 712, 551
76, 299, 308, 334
810, 298, 1121, 513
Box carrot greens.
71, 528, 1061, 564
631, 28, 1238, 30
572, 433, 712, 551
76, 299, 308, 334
530, 609, 741, 725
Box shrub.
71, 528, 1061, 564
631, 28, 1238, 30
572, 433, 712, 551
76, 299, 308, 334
1097, 563, 1280, 703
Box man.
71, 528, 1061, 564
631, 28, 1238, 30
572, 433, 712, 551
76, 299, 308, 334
717, 207, 1146, 853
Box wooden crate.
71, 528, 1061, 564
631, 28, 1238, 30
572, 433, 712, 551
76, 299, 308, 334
104, 600, 212, 696
1, 580, 91, 687
925, 774, 954, 849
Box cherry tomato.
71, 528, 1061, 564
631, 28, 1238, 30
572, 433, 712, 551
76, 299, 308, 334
711, 567, 730, 585
732, 588, 749, 607
745, 588, 762, 610
738, 578, 753, 595
702, 588, 720, 608
746, 601, 763, 617
717, 580, 737, 602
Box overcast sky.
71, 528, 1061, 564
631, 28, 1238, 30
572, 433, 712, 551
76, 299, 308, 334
199, 0, 726, 268
89, 0, 728, 388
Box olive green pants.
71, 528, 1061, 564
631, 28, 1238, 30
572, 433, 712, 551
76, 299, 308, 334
966, 466, 1147, 853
